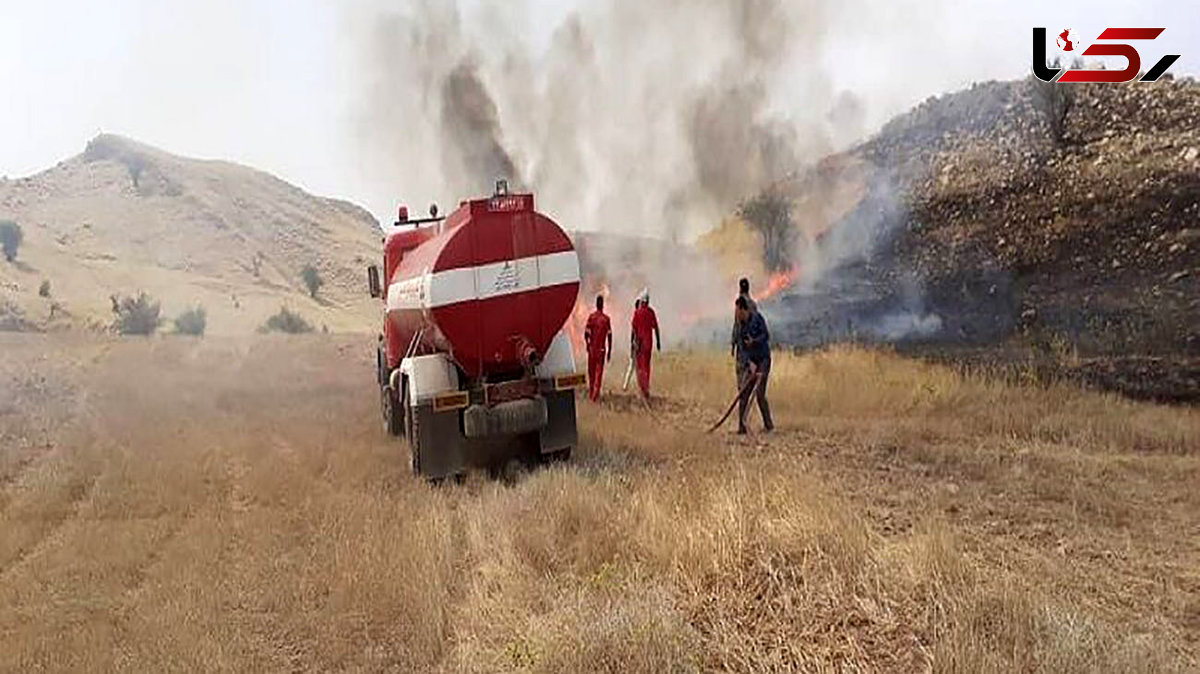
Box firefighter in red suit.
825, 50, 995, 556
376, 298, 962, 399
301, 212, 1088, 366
583, 295, 612, 401
630, 289, 661, 399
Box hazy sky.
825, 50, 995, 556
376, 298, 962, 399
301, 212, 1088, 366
2, 0, 1195, 223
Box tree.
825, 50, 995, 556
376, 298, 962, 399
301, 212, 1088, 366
125, 154, 146, 189
738, 191, 796, 273
1029, 60, 1073, 146
301, 264, 323, 299
111, 292, 162, 335
174, 305, 207, 336
0, 220, 21, 262
38, 280, 51, 298
261, 306, 313, 334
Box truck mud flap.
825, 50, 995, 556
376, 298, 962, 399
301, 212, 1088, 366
539, 390, 577, 454
463, 397, 548, 439
411, 403, 467, 479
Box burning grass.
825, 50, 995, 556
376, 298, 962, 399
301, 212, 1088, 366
0, 335, 1196, 671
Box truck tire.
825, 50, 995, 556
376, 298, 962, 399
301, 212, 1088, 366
375, 346, 386, 386
407, 403, 422, 475
382, 385, 403, 436
462, 398, 548, 438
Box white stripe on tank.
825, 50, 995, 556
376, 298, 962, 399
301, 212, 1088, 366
387, 251, 580, 312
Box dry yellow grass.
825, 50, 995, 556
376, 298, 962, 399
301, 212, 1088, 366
1, 335, 1197, 672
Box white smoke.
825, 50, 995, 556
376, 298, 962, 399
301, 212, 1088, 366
346, 0, 848, 239
343, 0, 962, 344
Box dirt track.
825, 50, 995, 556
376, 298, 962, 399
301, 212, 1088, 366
1, 334, 1197, 671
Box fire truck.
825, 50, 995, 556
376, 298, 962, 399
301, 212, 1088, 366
367, 182, 585, 479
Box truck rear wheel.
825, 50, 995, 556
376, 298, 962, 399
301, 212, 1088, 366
406, 403, 422, 475
382, 385, 403, 436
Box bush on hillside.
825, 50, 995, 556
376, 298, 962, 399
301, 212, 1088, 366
174, 305, 207, 336
261, 306, 313, 334
111, 292, 162, 336
301, 264, 324, 299
0, 220, 21, 262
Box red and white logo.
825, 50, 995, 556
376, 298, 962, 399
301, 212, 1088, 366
1056, 29, 1076, 52
1033, 27, 1181, 83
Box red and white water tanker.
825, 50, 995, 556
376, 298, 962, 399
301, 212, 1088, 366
367, 182, 585, 478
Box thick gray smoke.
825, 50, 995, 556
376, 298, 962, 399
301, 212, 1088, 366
349, 0, 838, 237
439, 59, 523, 190
346, 0, 937, 345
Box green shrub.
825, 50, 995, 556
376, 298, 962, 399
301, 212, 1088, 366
261, 306, 313, 334
0, 220, 21, 262
301, 264, 323, 299
111, 292, 162, 335
174, 305, 207, 336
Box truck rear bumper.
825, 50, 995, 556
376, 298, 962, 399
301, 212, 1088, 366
463, 398, 548, 438
409, 389, 577, 479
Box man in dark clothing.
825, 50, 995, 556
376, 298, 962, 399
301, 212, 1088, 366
735, 296, 773, 434
731, 277, 758, 386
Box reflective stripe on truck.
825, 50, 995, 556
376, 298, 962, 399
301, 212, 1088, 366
553, 373, 587, 390
432, 391, 470, 413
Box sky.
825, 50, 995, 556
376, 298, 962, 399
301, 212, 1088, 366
1, 0, 1196, 224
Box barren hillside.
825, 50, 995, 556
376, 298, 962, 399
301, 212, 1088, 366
754, 77, 1200, 401
0, 135, 380, 335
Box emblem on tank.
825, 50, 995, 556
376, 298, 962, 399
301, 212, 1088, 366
493, 260, 521, 293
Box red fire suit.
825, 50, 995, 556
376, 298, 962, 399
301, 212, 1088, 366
631, 304, 659, 398
584, 310, 611, 401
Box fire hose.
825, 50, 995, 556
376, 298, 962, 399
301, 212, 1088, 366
622, 339, 637, 391
706, 367, 761, 434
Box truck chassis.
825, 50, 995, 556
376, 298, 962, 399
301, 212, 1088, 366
378, 336, 583, 479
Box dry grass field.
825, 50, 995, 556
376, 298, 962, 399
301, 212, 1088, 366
1, 334, 1197, 672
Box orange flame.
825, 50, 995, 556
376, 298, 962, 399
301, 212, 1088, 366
675, 268, 797, 332
566, 282, 614, 359
758, 268, 798, 301
565, 298, 590, 358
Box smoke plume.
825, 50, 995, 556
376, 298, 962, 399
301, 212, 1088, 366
348, 0, 842, 233
345, 0, 933, 345
439, 59, 523, 191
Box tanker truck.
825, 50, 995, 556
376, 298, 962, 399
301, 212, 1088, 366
366, 181, 585, 479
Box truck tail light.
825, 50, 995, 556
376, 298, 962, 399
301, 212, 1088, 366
554, 373, 586, 391
432, 391, 469, 413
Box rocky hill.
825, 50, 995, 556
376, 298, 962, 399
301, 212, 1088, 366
767, 77, 1200, 401
0, 135, 381, 335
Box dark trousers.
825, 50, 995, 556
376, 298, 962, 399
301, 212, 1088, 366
738, 361, 773, 432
